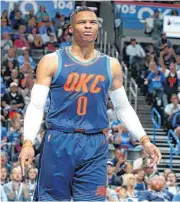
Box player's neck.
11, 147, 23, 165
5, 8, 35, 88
70, 42, 96, 62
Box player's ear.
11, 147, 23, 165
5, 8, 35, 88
69, 26, 73, 34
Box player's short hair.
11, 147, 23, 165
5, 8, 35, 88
70, 6, 95, 24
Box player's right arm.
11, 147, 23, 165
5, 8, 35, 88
19, 52, 58, 175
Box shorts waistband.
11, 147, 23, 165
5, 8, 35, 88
46, 123, 109, 135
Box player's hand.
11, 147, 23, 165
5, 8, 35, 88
19, 146, 35, 176
142, 139, 161, 167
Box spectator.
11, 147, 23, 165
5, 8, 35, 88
41, 27, 57, 44
12, 25, 27, 41
24, 9, 36, 23
2, 61, 16, 83
59, 34, 72, 48
1, 9, 10, 25
160, 44, 176, 68
171, 9, 179, 16
113, 124, 137, 150
45, 34, 59, 52
135, 169, 147, 191
176, 54, 180, 71
164, 168, 173, 180
126, 38, 146, 65
164, 94, 180, 129
138, 175, 173, 201
111, 148, 126, 175
155, 32, 172, 54
36, 5, 49, 23
1, 82, 25, 118
13, 33, 30, 49
145, 62, 165, 105
107, 161, 122, 188
7, 118, 22, 143
115, 185, 128, 202
1, 18, 13, 35
17, 47, 36, 70
166, 172, 180, 195
26, 16, 37, 34
4, 69, 19, 88
39, 18, 55, 35
27, 27, 38, 44
123, 174, 138, 200
1, 33, 13, 51
1, 166, 9, 186
106, 177, 119, 202
11, 11, 25, 30
1, 152, 11, 174
1, 48, 17, 67
164, 61, 179, 106
31, 35, 44, 49
9, 3, 20, 21
52, 11, 62, 30
151, 9, 163, 40
26, 167, 37, 201
3, 166, 30, 201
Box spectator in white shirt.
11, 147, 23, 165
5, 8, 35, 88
126, 38, 146, 65
165, 94, 180, 117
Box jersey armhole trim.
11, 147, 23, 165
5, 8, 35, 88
52, 49, 63, 84
107, 56, 112, 90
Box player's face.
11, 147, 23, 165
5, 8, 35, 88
70, 11, 98, 44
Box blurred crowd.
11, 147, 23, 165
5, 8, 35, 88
1, 2, 180, 202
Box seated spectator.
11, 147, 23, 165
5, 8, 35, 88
36, 5, 49, 23
41, 27, 57, 44
3, 166, 30, 201
11, 11, 25, 30
1, 18, 12, 35
126, 38, 146, 65
4, 69, 19, 88
0, 184, 8, 201
160, 44, 176, 68
31, 35, 44, 49
45, 34, 59, 52
155, 32, 172, 54
1, 48, 17, 67
1, 82, 25, 118
123, 173, 138, 200
27, 27, 38, 44
1, 152, 11, 174
120, 163, 133, 184
106, 177, 119, 202
24, 9, 36, 23
1, 33, 13, 50
7, 118, 22, 143
107, 161, 122, 187
17, 47, 36, 70
176, 54, 180, 71
113, 124, 137, 150
12, 25, 27, 41
164, 94, 180, 129
26, 16, 37, 34
138, 175, 173, 201
52, 11, 62, 30
115, 185, 128, 202
1, 9, 10, 25
59, 34, 72, 48
39, 18, 55, 35
164, 168, 173, 180
1, 166, 9, 186
1, 61, 16, 85
166, 172, 180, 195
26, 167, 37, 201
13, 33, 30, 49
111, 148, 126, 175
164, 61, 179, 106
135, 168, 147, 191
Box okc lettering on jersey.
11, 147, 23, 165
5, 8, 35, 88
64, 72, 105, 93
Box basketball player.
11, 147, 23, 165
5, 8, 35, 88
19, 7, 161, 201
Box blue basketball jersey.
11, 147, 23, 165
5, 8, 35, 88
46, 47, 112, 133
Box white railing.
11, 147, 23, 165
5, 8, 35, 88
129, 78, 138, 112
121, 61, 128, 91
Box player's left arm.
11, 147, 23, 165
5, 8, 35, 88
108, 57, 161, 166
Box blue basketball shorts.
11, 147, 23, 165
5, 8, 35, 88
34, 129, 108, 201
